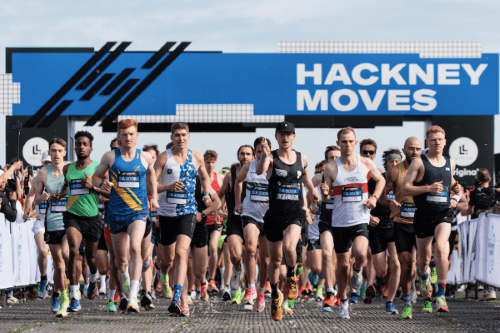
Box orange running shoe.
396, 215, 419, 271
286, 276, 298, 300
382, 285, 389, 298
323, 295, 336, 309
207, 280, 219, 293
126, 297, 140, 314
113, 291, 120, 304
265, 281, 271, 294
200, 283, 209, 302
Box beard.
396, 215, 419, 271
77, 153, 89, 160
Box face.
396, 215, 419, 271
119, 126, 139, 148
205, 158, 217, 173
326, 150, 341, 163
360, 144, 376, 161
275, 132, 295, 149
75, 136, 92, 160
238, 147, 254, 165
49, 143, 66, 163
337, 132, 358, 156
111, 140, 119, 150
146, 149, 157, 162
403, 138, 422, 162
255, 144, 264, 160
171, 129, 190, 149
384, 158, 400, 171
426, 132, 446, 154
317, 164, 326, 174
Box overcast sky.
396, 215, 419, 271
1, 0, 499, 168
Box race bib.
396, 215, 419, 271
150, 211, 157, 224
70, 179, 90, 196
316, 201, 322, 217
250, 183, 269, 202
167, 190, 188, 205
426, 186, 449, 204
342, 186, 363, 203
51, 199, 67, 213
400, 202, 417, 219
387, 191, 395, 200
325, 197, 335, 210
277, 183, 300, 201
118, 171, 140, 188
39, 202, 48, 214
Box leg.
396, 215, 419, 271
223, 242, 232, 287
35, 232, 49, 279
208, 229, 221, 281
282, 224, 301, 268
141, 233, 153, 293
386, 243, 400, 303
258, 235, 270, 288
336, 252, 351, 300
243, 224, 260, 289
227, 234, 243, 271
96, 249, 108, 278
267, 240, 283, 285
65, 228, 83, 298
320, 231, 335, 290
416, 236, 434, 277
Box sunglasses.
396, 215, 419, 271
361, 150, 376, 155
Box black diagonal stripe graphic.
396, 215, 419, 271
76, 42, 131, 90
80, 73, 115, 100
38, 100, 73, 128
100, 68, 135, 96
24, 42, 116, 127
84, 79, 140, 126
142, 41, 176, 69
101, 42, 191, 127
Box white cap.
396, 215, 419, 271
41, 151, 51, 162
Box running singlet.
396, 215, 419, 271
242, 160, 269, 223
108, 148, 148, 216
267, 150, 304, 215
309, 185, 323, 240
319, 174, 335, 224
330, 156, 370, 227
390, 162, 416, 224
368, 172, 392, 228
206, 172, 222, 225
66, 161, 100, 217
226, 165, 246, 220
158, 148, 197, 217
413, 155, 452, 216
45, 165, 66, 232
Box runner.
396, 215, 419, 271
256, 121, 317, 321
92, 119, 159, 314
321, 127, 385, 319
33, 138, 70, 317
154, 122, 212, 314
234, 137, 271, 312
402, 126, 462, 313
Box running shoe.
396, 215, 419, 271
107, 300, 117, 312
360, 284, 367, 301
187, 294, 193, 305
140, 291, 155, 311
264, 281, 272, 298
419, 267, 432, 298
7, 296, 19, 304
156, 281, 162, 294
123, 279, 131, 296
56, 301, 69, 318
351, 269, 362, 290
288, 298, 296, 309
271, 290, 283, 321
422, 299, 433, 313
323, 294, 336, 311
118, 297, 128, 313
386, 302, 398, 314
88, 281, 98, 300
255, 291, 265, 312
68, 298, 81, 312
230, 269, 242, 291
208, 280, 219, 293
286, 275, 298, 300
242, 287, 256, 306
482, 290, 497, 300
436, 296, 449, 312
221, 287, 231, 301
282, 302, 293, 314
231, 289, 243, 305
430, 266, 437, 284
37, 279, 48, 299
382, 285, 389, 298
168, 285, 182, 314
82, 284, 89, 298
338, 299, 350, 319
400, 306, 413, 319
51, 294, 61, 313
126, 297, 140, 314
114, 291, 120, 304
349, 293, 358, 304
200, 283, 209, 302
309, 272, 319, 287
179, 302, 190, 317
161, 280, 172, 299
299, 286, 309, 298
316, 285, 325, 301
99, 279, 107, 295
364, 285, 376, 304
296, 266, 303, 277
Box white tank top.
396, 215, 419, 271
330, 156, 370, 227
242, 160, 269, 223
308, 185, 322, 240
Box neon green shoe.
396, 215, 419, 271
106, 300, 117, 312
231, 289, 243, 305
436, 296, 449, 312
419, 267, 432, 298
123, 279, 131, 296
422, 299, 433, 313
316, 285, 325, 301
56, 290, 69, 318
400, 306, 412, 319
288, 298, 295, 309
282, 302, 293, 314
297, 266, 303, 277
430, 267, 437, 284
161, 273, 172, 299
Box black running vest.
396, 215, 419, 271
413, 155, 451, 215
225, 165, 246, 220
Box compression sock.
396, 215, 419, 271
271, 283, 279, 298
437, 280, 447, 297
287, 265, 295, 278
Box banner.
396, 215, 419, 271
475, 214, 500, 288
0, 215, 14, 289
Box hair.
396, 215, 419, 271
359, 138, 377, 151
117, 119, 138, 135
49, 138, 67, 150
9, 158, 20, 164
315, 160, 328, 170
426, 125, 446, 138
75, 131, 94, 147
253, 137, 271, 149
204, 150, 218, 161
166, 142, 175, 150
337, 127, 356, 140
324, 145, 340, 160
237, 145, 255, 157
110, 137, 118, 149
382, 148, 402, 162
142, 144, 159, 158
477, 168, 491, 183
171, 122, 189, 134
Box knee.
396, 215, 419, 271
175, 247, 188, 260
245, 243, 257, 258
322, 251, 332, 263
69, 245, 80, 258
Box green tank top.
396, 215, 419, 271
66, 161, 100, 217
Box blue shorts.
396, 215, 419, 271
107, 208, 150, 235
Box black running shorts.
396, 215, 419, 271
159, 214, 196, 246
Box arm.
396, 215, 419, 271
195, 152, 212, 204
401, 158, 441, 196
457, 193, 468, 215
218, 172, 231, 200
197, 188, 221, 223
379, 168, 399, 209
92, 152, 114, 192
321, 163, 336, 203
255, 140, 272, 176
302, 189, 313, 225
0, 161, 23, 187
34, 168, 50, 205
301, 154, 319, 203
23, 175, 37, 220
362, 157, 386, 209
234, 163, 250, 214
143, 151, 159, 211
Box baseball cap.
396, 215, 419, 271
41, 151, 51, 162
275, 121, 295, 134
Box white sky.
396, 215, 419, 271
0, 0, 499, 168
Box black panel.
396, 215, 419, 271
101, 122, 258, 133
284, 116, 405, 128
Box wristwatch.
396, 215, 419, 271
201, 212, 207, 220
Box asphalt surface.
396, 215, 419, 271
0, 290, 499, 333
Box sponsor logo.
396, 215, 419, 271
276, 169, 287, 177
22, 137, 49, 167
297, 170, 302, 179
449, 137, 478, 167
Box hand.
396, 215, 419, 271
150, 196, 159, 212
428, 181, 443, 194
219, 209, 228, 220
23, 211, 30, 221
369, 215, 380, 227
14, 161, 23, 170
41, 192, 51, 201
310, 204, 319, 215
203, 194, 212, 206
234, 202, 243, 214
312, 191, 320, 203
81, 173, 93, 189
100, 180, 114, 192
260, 139, 271, 159
196, 212, 203, 223
450, 198, 458, 209
320, 182, 329, 197
389, 200, 401, 211
363, 196, 377, 210
214, 214, 222, 228
452, 182, 461, 195
52, 193, 63, 201
305, 210, 313, 225
167, 180, 184, 192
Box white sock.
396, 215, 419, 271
70, 285, 80, 299
108, 289, 116, 301
129, 280, 139, 299
89, 272, 99, 283
121, 271, 130, 282
248, 283, 256, 289
258, 287, 265, 293
100, 276, 107, 289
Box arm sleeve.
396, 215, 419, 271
0, 193, 18, 222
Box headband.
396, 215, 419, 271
384, 154, 402, 163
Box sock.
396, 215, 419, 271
108, 289, 116, 301
53, 292, 60, 299
248, 283, 255, 289
220, 267, 225, 278
121, 271, 130, 282
326, 287, 336, 298
120, 291, 126, 298
100, 276, 107, 289
402, 292, 412, 307
271, 283, 278, 298
430, 256, 436, 268
41, 275, 47, 281
258, 287, 265, 293
375, 276, 383, 288
437, 280, 447, 297
89, 272, 99, 283
161, 273, 168, 284
70, 285, 80, 299
286, 265, 295, 278
201, 281, 207, 286
419, 269, 429, 280
196, 287, 201, 293
129, 280, 139, 299
61, 289, 69, 303
326, 291, 332, 299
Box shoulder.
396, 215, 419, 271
410, 156, 423, 168
387, 164, 399, 180
192, 150, 204, 161
62, 164, 70, 173
449, 158, 456, 170
141, 150, 153, 161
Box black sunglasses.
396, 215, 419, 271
361, 150, 376, 155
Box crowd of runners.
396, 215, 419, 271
9, 119, 482, 321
